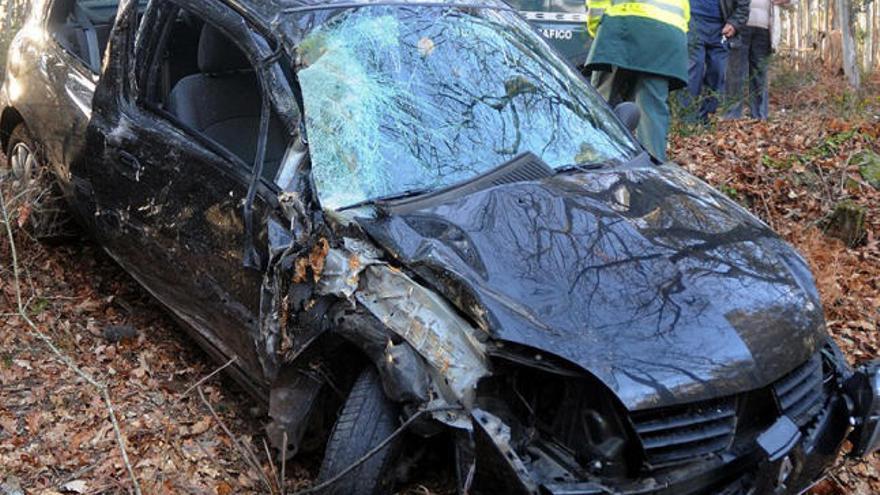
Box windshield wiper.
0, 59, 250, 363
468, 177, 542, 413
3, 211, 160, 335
555, 161, 610, 173
340, 188, 431, 211
555, 151, 652, 174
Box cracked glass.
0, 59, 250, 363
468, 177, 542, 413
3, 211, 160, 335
296, 5, 639, 209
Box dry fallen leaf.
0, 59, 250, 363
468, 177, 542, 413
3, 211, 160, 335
60, 480, 87, 494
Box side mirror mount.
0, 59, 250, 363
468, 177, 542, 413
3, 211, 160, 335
614, 102, 641, 134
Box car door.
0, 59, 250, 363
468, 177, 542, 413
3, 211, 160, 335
4, 0, 97, 193
73, 0, 296, 390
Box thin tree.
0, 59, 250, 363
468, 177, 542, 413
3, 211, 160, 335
838, 0, 862, 86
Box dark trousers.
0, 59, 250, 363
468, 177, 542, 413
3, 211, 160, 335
724, 26, 771, 120
591, 68, 671, 161
680, 16, 729, 122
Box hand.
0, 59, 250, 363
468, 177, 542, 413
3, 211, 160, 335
722, 23, 736, 38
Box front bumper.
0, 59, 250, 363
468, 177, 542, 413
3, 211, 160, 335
468, 349, 880, 495
473, 395, 850, 495
846, 360, 880, 457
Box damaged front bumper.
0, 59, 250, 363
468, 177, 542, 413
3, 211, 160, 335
846, 360, 880, 458
465, 347, 880, 495
258, 216, 876, 495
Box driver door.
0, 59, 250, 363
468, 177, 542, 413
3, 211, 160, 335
72, 0, 294, 390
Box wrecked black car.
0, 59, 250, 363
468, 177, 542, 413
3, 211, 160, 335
3, 0, 880, 493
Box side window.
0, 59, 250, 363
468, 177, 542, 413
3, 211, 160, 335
47, 0, 142, 73
139, 4, 288, 182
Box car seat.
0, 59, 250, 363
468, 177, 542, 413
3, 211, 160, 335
166, 24, 286, 180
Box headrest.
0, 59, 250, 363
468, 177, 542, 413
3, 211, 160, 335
198, 25, 252, 74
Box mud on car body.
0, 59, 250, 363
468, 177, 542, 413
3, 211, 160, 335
2, 0, 880, 494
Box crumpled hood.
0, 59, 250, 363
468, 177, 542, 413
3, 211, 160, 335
357, 163, 826, 411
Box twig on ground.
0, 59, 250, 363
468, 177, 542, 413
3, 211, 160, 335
263, 436, 282, 493
179, 357, 238, 399
197, 385, 275, 493
57, 461, 100, 489
758, 192, 777, 230
241, 435, 273, 492
282, 431, 288, 495
0, 188, 143, 495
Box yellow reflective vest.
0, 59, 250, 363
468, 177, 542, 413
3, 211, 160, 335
587, 0, 690, 38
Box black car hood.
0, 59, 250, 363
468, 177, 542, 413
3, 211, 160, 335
357, 163, 826, 411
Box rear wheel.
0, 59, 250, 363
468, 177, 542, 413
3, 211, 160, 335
3, 123, 75, 239
317, 367, 402, 495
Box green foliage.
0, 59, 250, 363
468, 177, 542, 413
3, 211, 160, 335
762, 154, 790, 170
769, 63, 817, 94
853, 149, 880, 190
28, 297, 49, 316
761, 129, 865, 175
669, 91, 717, 137
828, 90, 873, 120
719, 184, 739, 199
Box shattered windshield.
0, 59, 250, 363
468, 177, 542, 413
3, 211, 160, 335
296, 5, 639, 210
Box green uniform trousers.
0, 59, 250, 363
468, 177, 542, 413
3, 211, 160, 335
591, 68, 671, 162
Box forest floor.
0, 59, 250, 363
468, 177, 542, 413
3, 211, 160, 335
0, 65, 878, 495
669, 63, 880, 494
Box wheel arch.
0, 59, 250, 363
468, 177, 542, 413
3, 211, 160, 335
0, 107, 25, 155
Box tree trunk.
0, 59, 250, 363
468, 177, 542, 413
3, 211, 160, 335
874, 1, 880, 70
825, 200, 867, 248
837, 0, 861, 87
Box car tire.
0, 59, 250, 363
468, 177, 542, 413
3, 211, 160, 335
317, 367, 401, 495
3, 123, 75, 240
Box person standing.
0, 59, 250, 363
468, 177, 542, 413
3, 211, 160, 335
680, 0, 751, 122
724, 0, 791, 120
585, 0, 690, 161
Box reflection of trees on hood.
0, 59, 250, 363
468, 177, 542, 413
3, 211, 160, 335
460, 171, 794, 343
360, 164, 825, 407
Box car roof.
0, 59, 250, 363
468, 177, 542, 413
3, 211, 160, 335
280, 0, 509, 9
246, 0, 511, 17
235, 0, 515, 45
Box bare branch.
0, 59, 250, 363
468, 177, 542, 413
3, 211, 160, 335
262, 436, 282, 493
0, 187, 143, 495
179, 356, 238, 399
196, 386, 275, 493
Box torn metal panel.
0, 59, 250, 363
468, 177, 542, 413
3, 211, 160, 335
317, 247, 370, 299
312, 239, 489, 405
331, 306, 431, 403
266, 369, 323, 458
381, 340, 431, 403
355, 263, 489, 406
471, 409, 538, 495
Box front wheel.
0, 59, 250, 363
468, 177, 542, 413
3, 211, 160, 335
3, 123, 75, 239
317, 367, 402, 495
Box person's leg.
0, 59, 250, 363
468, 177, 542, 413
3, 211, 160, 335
723, 28, 751, 118
592, 68, 625, 106
592, 67, 636, 109
591, 69, 614, 102
748, 27, 772, 120
633, 73, 671, 161
700, 34, 729, 119
679, 20, 707, 122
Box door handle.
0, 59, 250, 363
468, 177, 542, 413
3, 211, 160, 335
116, 151, 142, 181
